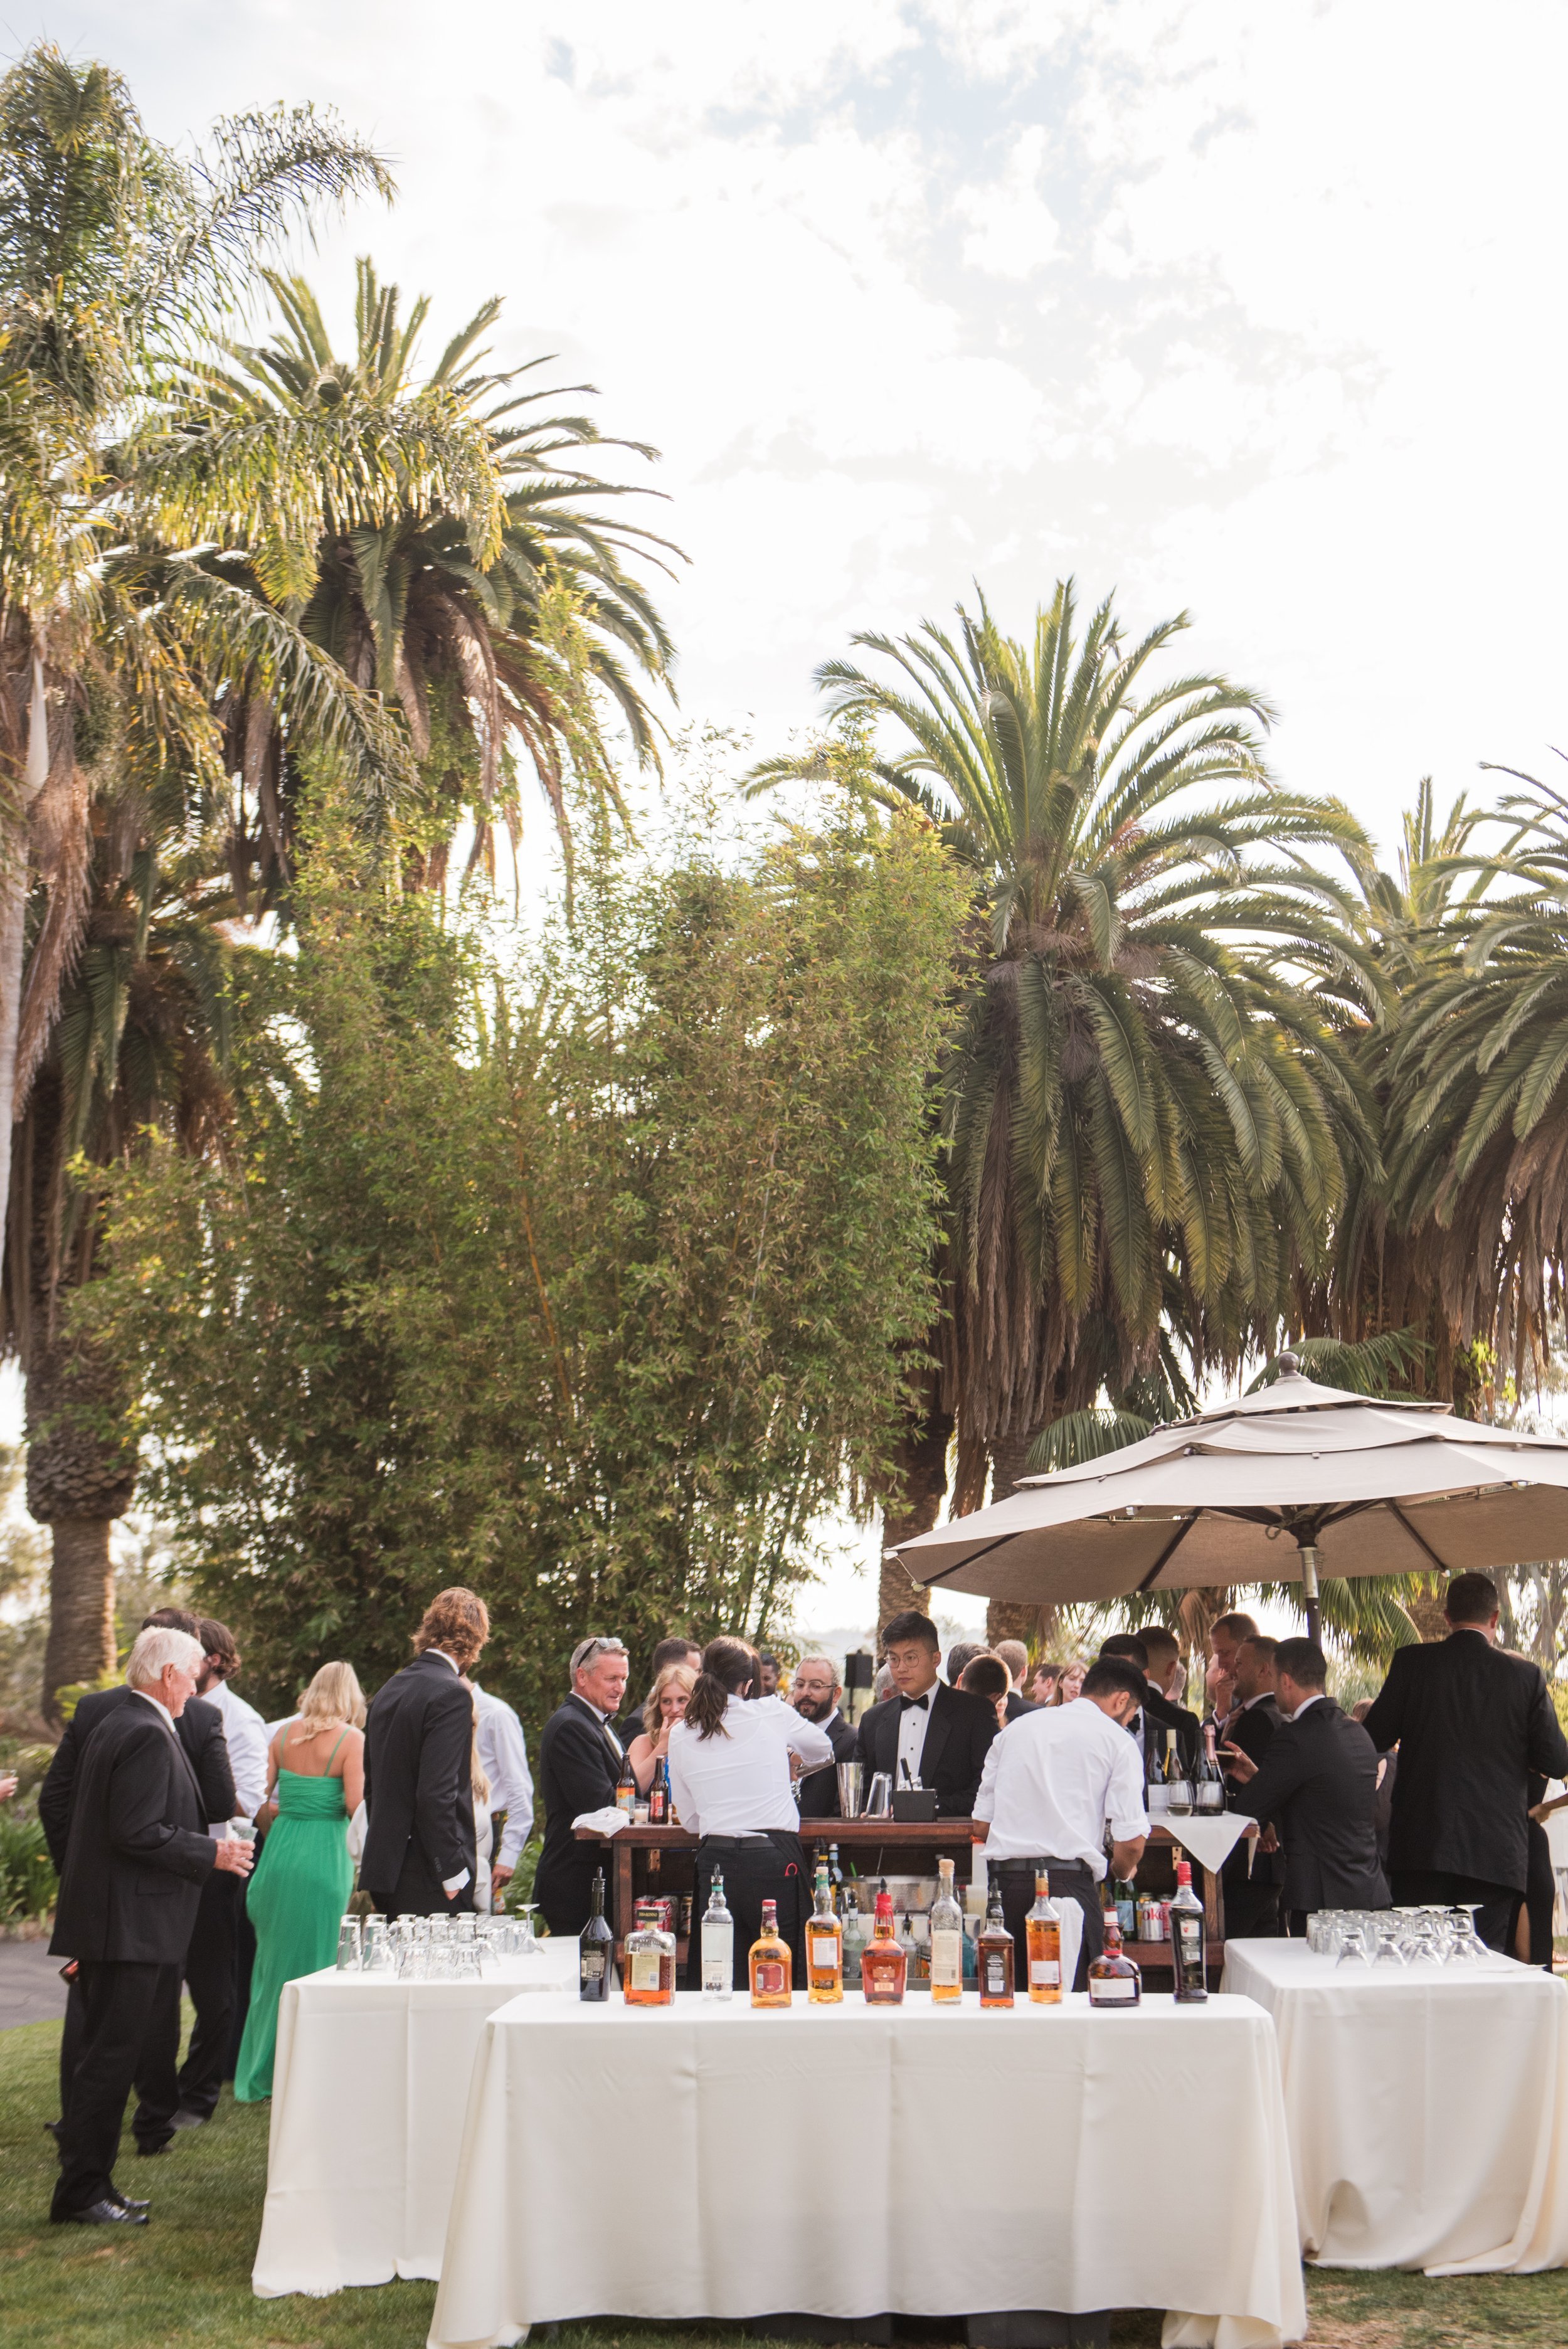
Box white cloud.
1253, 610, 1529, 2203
956, 125, 1061, 278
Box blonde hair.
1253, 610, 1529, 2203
292, 1661, 366, 1741
642, 1662, 697, 1742
412, 1586, 489, 1668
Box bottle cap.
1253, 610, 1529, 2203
1175, 1860, 1193, 1885
874, 1887, 894, 1917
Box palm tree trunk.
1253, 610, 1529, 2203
876, 1369, 953, 1635
985, 1428, 1044, 1650
39, 1515, 116, 1718
0, 654, 50, 1249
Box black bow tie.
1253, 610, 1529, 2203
899, 1693, 930, 1712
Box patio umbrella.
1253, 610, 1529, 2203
891, 1354, 1568, 1639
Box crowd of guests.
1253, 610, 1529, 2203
37, 1567, 1568, 2229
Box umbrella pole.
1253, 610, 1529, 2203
1299, 1542, 1321, 1643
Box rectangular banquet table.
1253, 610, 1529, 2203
252, 1944, 578, 2299
428, 1990, 1306, 2349
1221, 1938, 1568, 2274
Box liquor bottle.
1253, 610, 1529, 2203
700, 1869, 734, 1998
580, 1869, 614, 2002
1164, 1737, 1194, 1816
859, 1881, 908, 2005
826, 1842, 845, 1913
807, 1863, 844, 2002
647, 1755, 671, 1825
977, 1880, 1015, 2008
623, 1899, 676, 2005
1170, 1859, 1208, 2002
614, 1746, 638, 1817
929, 1855, 964, 2003
1088, 1917, 1142, 2008
749, 1897, 793, 2007
1024, 1869, 1062, 2004
1193, 1722, 1226, 1815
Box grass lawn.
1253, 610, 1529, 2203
6, 2011, 1568, 2348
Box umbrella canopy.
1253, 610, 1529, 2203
894, 1358, 1568, 1617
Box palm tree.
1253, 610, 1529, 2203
174, 260, 681, 901
755, 583, 1378, 1638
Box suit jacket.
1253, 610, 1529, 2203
1003, 1692, 1036, 1725
796, 1710, 861, 1818
39, 1685, 235, 1873
50, 1699, 216, 1964
362, 1651, 478, 1911
1138, 1684, 1200, 1777
1221, 1695, 1285, 1887
1362, 1631, 1568, 1893
855, 1682, 998, 1818
1232, 1697, 1388, 1914
534, 1694, 628, 1931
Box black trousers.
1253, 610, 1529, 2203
59, 1962, 181, 2150
176, 1866, 241, 2117
993, 1858, 1103, 1993
54, 1959, 164, 2217
1391, 1868, 1517, 1953
692, 1832, 806, 1991
367, 1853, 475, 1922
1523, 1818, 1555, 1970
1222, 1875, 1282, 1938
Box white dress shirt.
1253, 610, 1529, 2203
1285, 1690, 1327, 1723
666, 1698, 833, 1837
132, 1687, 178, 1734
204, 1678, 270, 1837
973, 1697, 1149, 1880
472, 1684, 535, 1865
895, 1684, 938, 1784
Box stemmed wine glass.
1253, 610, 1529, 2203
516, 1902, 541, 1958
1448, 1904, 1486, 1965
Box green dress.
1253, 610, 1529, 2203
235, 1747, 353, 2102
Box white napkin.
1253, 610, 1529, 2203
571, 1806, 628, 1836
1164, 1814, 1254, 1875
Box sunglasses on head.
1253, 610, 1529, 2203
571, 1637, 628, 1674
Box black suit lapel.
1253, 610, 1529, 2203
919, 1685, 954, 1785
568, 1693, 624, 1766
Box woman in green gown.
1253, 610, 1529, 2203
235, 1662, 366, 2102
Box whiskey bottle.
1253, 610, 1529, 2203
1170, 1859, 1208, 2002
977, 1880, 1015, 2008
749, 1897, 793, 2007
929, 1855, 964, 2003
614, 1746, 638, 1817
580, 1869, 614, 2002
647, 1755, 671, 1825
700, 1869, 734, 1998
859, 1881, 908, 2005
623, 1899, 676, 2005
1088, 1917, 1142, 2008
1193, 1722, 1226, 1815
807, 1863, 844, 2002
1024, 1869, 1062, 2004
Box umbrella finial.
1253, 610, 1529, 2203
1278, 1347, 1302, 1379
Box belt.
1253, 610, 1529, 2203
993, 1855, 1091, 1875
701, 1832, 792, 1848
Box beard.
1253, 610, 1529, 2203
792, 1693, 830, 1721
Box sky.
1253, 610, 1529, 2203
9, 1, 1564, 1641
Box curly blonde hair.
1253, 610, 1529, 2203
642, 1662, 697, 1742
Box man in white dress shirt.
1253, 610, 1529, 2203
973, 1656, 1148, 1990
471, 1682, 534, 1896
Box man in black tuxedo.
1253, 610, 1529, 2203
49, 1627, 253, 2225
1099, 1633, 1200, 1776
790, 1653, 861, 1817
535, 1635, 633, 1935
1362, 1571, 1568, 1951
1220, 1635, 1285, 1936
1223, 1638, 1387, 1933
363, 1587, 489, 1918
40, 1606, 237, 2155
993, 1639, 1036, 1724
855, 1611, 998, 1817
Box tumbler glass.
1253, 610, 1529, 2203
335, 1917, 362, 1971
863, 1771, 894, 1820
361, 1917, 393, 1972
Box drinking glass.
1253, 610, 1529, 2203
396, 1941, 426, 1981
335, 1918, 362, 1971
1335, 1911, 1372, 1965
362, 1918, 393, 1973
453, 1912, 477, 1944
863, 1771, 894, 1820
1448, 1906, 1486, 1964
428, 1914, 452, 1946
516, 1902, 540, 1958
836, 1762, 865, 1819
1372, 1916, 1408, 1968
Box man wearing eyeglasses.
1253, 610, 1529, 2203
535, 1636, 633, 1937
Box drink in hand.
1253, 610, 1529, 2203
807, 1863, 844, 2002
1170, 1859, 1208, 2002
977, 1879, 1015, 2008
623, 1899, 676, 2005
1025, 1870, 1062, 2004
929, 1855, 964, 2003
701, 1869, 734, 1998
859, 1880, 908, 2005
750, 1897, 793, 2006
1088, 1917, 1142, 2007
580, 1869, 614, 2002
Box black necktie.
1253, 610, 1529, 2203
899, 1693, 930, 1712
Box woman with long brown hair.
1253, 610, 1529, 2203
665, 1637, 833, 1990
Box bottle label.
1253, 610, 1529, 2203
755, 1960, 787, 1996
581, 1951, 604, 1982
982, 1954, 1010, 1995
615, 1788, 635, 1814
630, 1949, 662, 1992
930, 1929, 962, 1987
808, 1931, 839, 1969
1177, 1915, 1203, 1953
1029, 1959, 1060, 1985
1091, 1976, 1138, 2003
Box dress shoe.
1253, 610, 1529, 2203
134, 2136, 172, 2158
56, 2198, 149, 2227
169, 2105, 209, 2131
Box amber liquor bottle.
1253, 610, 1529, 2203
977, 1880, 1015, 2008
1170, 1859, 1208, 2002
1088, 1917, 1142, 2008
859, 1882, 908, 2005
614, 1746, 638, 1817
623, 1900, 676, 2005
807, 1864, 844, 2003
928, 1855, 964, 2004
749, 1898, 793, 2007
1025, 1870, 1062, 2004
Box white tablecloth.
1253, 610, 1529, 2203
429, 1990, 1306, 2349
1221, 1938, 1568, 2274
252, 1946, 578, 2298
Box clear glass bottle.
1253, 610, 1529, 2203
977, 1880, 1015, 2008
859, 1881, 907, 2005
929, 1855, 965, 2003
623, 1899, 675, 2005
580, 1869, 615, 2002
1164, 1737, 1194, 1816
749, 1897, 793, 2007
1193, 1722, 1226, 1815
807, 1863, 844, 2002
700, 1869, 734, 1998
1113, 1876, 1138, 1936
1025, 1869, 1062, 2004
1170, 1859, 1208, 2003
1088, 1917, 1142, 2008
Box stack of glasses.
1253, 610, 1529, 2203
334, 1904, 548, 1978
1305, 1906, 1491, 1966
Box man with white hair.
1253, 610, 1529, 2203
48, 1628, 253, 2226
790, 1653, 860, 1817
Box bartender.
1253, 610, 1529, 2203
665, 1637, 832, 1989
